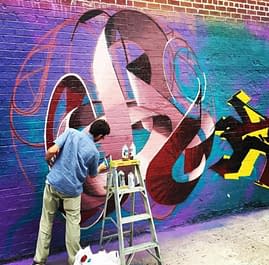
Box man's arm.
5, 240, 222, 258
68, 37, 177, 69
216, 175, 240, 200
46, 129, 71, 167
88, 154, 108, 178
45, 144, 60, 167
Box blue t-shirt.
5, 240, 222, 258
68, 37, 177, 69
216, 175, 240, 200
46, 128, 99, 196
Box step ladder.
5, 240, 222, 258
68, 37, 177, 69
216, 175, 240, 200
100, 159, 162, 265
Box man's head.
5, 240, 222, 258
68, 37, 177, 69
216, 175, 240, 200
89, 119, 110, 142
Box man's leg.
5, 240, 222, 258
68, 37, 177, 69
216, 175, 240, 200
63, 194, 81, 265
34, 184, 59, 264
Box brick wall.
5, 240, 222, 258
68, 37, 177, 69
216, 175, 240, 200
1, 0, 269, 262
73, 0, 269, 22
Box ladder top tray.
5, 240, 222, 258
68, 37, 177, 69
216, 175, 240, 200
110, 159, 140, 168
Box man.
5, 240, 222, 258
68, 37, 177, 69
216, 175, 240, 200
33, 119, 110, 265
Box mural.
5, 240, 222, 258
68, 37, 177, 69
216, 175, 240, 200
1, 1, 269, 261
212, 90, 269, 185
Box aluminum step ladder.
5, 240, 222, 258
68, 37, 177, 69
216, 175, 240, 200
100, 159, 162, 265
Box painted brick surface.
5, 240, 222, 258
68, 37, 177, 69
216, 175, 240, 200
1, 0, 269, 262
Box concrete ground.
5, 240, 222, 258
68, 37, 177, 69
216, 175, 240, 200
4, 208, 269, 265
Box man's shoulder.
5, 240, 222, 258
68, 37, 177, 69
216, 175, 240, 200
65, 128, 83, 137
68, 128, 79, 133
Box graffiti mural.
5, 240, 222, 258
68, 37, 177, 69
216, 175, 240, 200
1, 1, 269, 261
10, 9, 215, 228
212, 90, 269, 187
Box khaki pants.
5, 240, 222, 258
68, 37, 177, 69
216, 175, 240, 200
34, 184, 81, 265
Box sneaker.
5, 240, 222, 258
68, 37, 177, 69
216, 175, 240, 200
32, 261, 45, 265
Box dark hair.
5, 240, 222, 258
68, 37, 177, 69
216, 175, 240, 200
89, 119, 110, 137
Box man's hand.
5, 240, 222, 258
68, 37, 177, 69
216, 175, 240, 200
98, 162, 108, 173
46, 144, 60, 167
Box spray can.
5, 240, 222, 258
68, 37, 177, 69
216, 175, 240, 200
129, 142, 136, 160
118, 170, 126, 187
128, 172, 136, 188
106, 172, 112, 188
121, 144, 129, 160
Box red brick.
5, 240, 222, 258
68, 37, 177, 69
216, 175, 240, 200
168, 0, 179, 5
116, 0, 126, 5
148, 2, 160, 9
238, 8, 247, 14
247, 9, 256, 15
155, 0, 167, 3
133, 1, 146, 8
174, 6, 186, 12
126, 0, 134, 6
221, 12, 231, 17
186, 7, 199, 14
102, 0, 116, 3
161, 4, 173, 11
180, 1, 193, 7
204, 4, 215, 10
251, 15, 261, 21
193, 3, 204, 9
257, 11, 266, 16
210, 10, 221, 16
231, 13, 241, 18
198, 9, 209, 15
242, 14, 251, 19
216, 6, 226, 12
227, 7, 236, 12
261, 16, 269, 22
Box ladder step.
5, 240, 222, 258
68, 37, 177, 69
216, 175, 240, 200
123, 242, 159, 255
110, 159, 140, 168
102, 233, 118, 240
122, 213, 151, 224
118, 186, 144, 195
108, 186, 144, 194
102, 230, 131, 241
